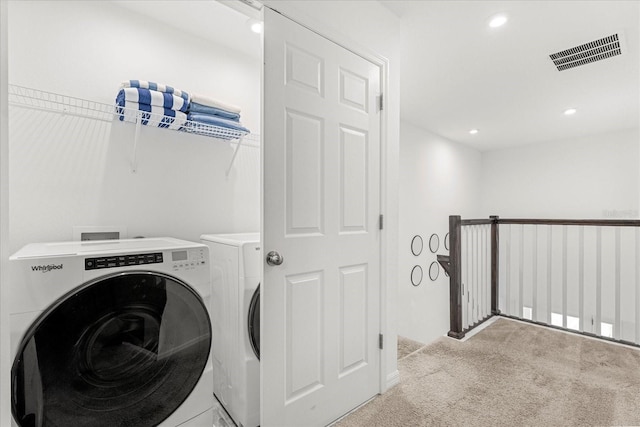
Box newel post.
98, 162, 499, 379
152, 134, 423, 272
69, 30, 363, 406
448, 215, 464, 339
490, 215, 500, 315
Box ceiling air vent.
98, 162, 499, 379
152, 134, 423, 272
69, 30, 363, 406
549, 34, 622, 71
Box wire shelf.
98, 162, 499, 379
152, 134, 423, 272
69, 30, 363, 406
9, 84, 115, 122
8, 84, 251, 141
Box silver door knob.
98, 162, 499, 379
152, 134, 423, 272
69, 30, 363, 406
266, 251, 284, 266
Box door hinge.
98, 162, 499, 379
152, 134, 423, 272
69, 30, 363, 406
379, 214, 384, 230
379, 333, 384, 350
378, 94, 384, 111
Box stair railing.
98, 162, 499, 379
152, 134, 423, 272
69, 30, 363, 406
440, 216, 640, 345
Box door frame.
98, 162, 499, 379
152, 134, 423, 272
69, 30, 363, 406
1, 1, 10, 424
260, 2, 397, 394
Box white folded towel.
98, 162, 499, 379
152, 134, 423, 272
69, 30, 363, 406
190, 93, 241, 114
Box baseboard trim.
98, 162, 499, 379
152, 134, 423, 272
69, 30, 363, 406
386, 369, 400, 389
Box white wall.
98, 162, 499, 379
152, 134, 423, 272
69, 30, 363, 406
1, 0, 10, 422
9, 1, 261, 132
480, 128, 640, 219
397, 125, 640, 348
398, 121, 482, 344
8, 0, 262, 254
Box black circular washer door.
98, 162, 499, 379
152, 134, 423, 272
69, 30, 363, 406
248, 284, 260, 360
11, 271, 211, 427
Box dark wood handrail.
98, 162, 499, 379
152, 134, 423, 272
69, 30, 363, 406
499, 218, 640, 227
459, 217, 640, 227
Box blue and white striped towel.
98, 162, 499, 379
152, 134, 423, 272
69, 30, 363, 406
116, 101, 188, 130
116, 88, 189, 113
121, 80, 190, 102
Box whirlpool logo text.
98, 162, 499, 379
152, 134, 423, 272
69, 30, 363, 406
31, 264, 63, 273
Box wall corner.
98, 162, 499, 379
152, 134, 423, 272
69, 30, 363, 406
1, 0, 11, 425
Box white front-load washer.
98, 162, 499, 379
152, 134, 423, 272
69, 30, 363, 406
200, 233, 260, 427
9, 237, 213, 427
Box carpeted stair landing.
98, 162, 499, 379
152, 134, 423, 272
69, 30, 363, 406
336, 318, 640, 427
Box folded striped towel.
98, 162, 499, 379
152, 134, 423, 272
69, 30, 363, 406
121, 80, 190, 102
116, 101, 187, 130
188, 102, 241, 121
187, 112, 250, 134
116, 88, 189, 113
190, 93, 241, 115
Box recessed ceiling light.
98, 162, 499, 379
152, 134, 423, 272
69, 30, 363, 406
489, 14, 508, 28
469, 129, 479, 135
564, 108, 577, 115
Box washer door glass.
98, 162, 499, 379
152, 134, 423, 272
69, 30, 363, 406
12, 271, 211, 427
248, 284, 260, 360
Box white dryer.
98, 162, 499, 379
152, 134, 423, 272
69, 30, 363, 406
9, 237, 213, 427
200, 233, 260, 427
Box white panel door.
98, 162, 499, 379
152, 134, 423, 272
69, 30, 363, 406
262, 8, 382, 427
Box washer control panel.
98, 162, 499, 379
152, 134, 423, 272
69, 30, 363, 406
83, 248, 207, 271
85, 252, 163, 270
171, 248, 207, 272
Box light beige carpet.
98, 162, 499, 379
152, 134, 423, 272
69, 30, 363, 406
336, 318, 640, 427
397, 336, 426, 360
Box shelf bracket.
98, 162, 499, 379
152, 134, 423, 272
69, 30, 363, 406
437, 254, 452, 277
225, 135, 245, 178
131, 116, 142, 173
